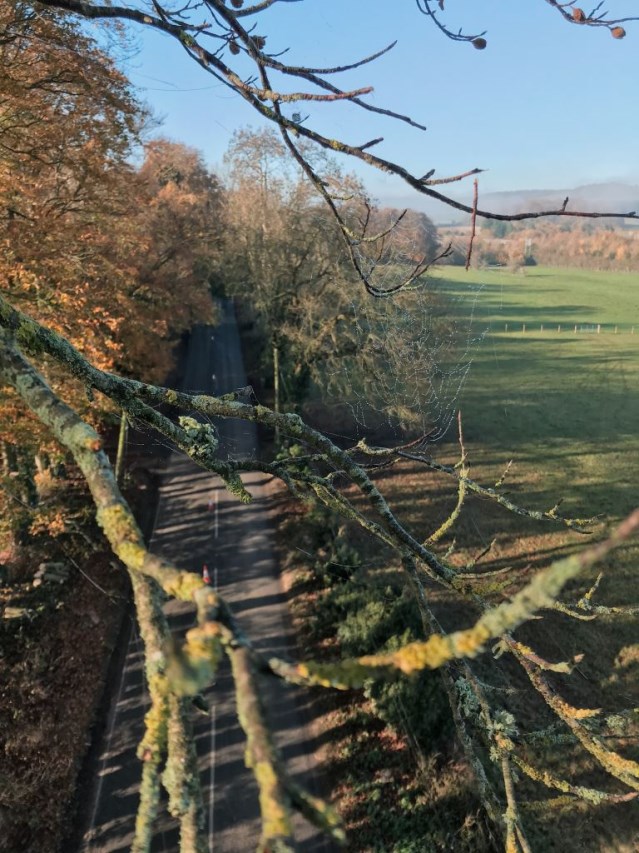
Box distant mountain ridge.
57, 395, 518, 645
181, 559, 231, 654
379, 181, 639, 223
479, 182, 639, 216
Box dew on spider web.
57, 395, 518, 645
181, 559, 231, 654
321, 214, 488, 445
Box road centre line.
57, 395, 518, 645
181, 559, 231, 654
209, 705, 216, 851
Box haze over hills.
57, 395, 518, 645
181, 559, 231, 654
477, 182, 639, 217
379, 181, 639, 224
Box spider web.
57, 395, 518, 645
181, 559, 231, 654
320, 215, 487, 444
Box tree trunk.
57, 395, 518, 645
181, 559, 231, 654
18, 449, 37, 508
272, 340, 280, 446
34, 451, 50, 476
1, 441, 17, 477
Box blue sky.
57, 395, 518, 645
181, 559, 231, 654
116, 1, 639, 216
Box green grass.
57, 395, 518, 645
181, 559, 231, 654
431, 265, 639, 522
416, 265, 639, 847
281, 265, 639, 850
435, 264, 639, 328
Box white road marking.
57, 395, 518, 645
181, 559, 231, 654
87, 468, 168, 846
86, 629, 133, 842
208, 705, 216, 850
214, 491, 219, 540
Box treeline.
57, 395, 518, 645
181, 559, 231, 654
220, 127, 445, 437
0, 4, 223, 552
477, 218, 639, 270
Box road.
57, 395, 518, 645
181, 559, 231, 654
77, 301, 331, 852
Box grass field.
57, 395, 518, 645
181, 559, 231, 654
278, 265, 639, 850
425, 264, 639, 649
423, 264, 639, 848
431, 265, 639, 522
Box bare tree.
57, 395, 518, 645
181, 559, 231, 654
220, 128, 449, 434
221, 127, 357, 422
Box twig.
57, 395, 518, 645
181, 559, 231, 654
466, 178, 479, 270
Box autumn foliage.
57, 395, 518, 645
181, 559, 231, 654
0, 5, 221, 547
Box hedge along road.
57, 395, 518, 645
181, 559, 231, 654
77, 301, 333, 852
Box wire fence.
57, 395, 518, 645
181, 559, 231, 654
500, 322, 636, 335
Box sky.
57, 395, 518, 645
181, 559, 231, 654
113, 0, 639, 219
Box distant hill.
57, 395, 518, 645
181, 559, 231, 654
479, 182, 639, 217
379, 181, 639, 224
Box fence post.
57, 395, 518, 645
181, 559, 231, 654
597, 324, 601, 334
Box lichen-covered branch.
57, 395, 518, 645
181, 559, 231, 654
226, 644, 295, 852
514, 646, 639, 792
0, 328, 208, 851
354, 437, 595, 533
0, 326, 342, 848
425, 411, 468, 544
131, 574, 171, 853
0, 292, 457, 585
3, 298, 639, 846
500, 749, 532, 853
281, 517, 638, 688
509, 745, 638, 806
163, 695, 207, 853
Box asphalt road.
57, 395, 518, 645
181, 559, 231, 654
78, 301, 331, 852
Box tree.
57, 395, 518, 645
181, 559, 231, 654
2, 3, 639, 852
368, 207, 439, 265
0, 7, 221, 547
482, 219, 513, 239
221, 128, 353, 421
0, 2, 142, 368
221, 129, 455, 438
121, 139, 224, 379
0, 2, 145, 549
